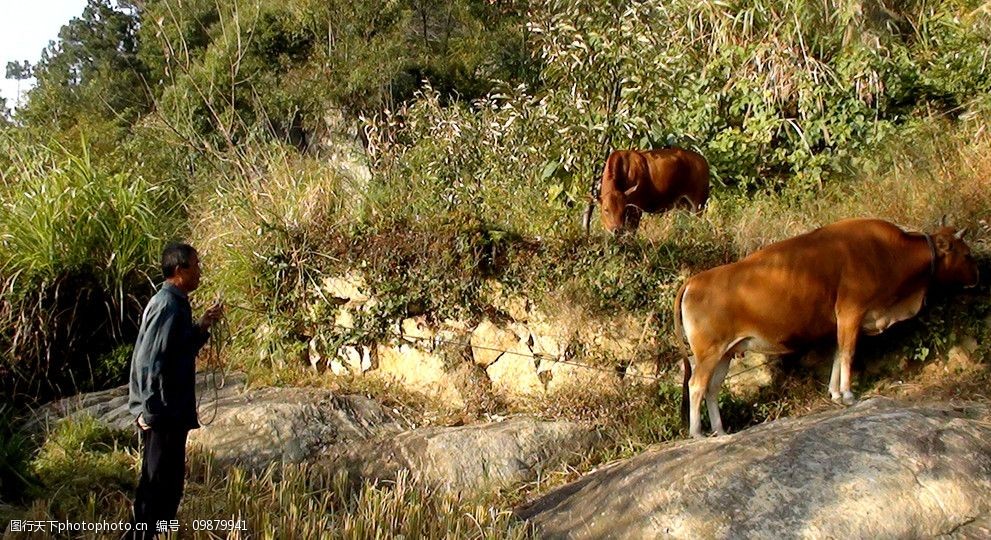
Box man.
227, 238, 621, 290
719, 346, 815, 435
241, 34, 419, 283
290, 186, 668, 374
128, 243, 223, 537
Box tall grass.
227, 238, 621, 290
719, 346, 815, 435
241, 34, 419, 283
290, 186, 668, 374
185, 142, 366, 375
0, 135, 184, 401
6, 414, 533, 540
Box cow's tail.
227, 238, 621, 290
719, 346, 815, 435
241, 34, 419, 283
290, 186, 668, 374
674, 280, 692, 428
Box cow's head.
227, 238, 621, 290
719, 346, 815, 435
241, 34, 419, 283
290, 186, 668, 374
600, 184, 640, 233
932, 226, 979, 288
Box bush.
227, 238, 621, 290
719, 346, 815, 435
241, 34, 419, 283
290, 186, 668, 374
0, 136, 184, 402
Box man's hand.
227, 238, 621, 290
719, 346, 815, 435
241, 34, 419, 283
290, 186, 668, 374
199, 302, 225, 330
137, 414, 150, 431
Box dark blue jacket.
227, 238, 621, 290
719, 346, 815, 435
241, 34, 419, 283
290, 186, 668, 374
128, 282, 209, 430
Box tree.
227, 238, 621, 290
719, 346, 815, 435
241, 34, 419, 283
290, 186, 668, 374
16, 0, 150, 135
4, 60, 32, 107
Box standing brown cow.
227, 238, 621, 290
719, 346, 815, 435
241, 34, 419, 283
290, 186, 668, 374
596, 147, 710, 234
674, 218, 979, 438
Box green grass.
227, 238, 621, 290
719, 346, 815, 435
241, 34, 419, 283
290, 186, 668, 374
0, 135, 185, 401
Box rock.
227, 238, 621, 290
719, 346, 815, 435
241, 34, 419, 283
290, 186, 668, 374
321, 272, 370, 304
537, 358, 617, 393
32, 374, 600, 498
400, 316, 435, 345
189, 388, 403, 468
531, 329, 565, 359
518, 398, 991, 539
470, 318, 521, 368
725, 352, 775, 397
335, 418, 599, 494
337, 344, 373, 373
375, 343, 465, 408
486, 343, 544, 397
946, 338, 980, 374
30, 373, 405, 470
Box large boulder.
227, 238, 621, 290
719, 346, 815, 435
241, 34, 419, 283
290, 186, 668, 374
334, 417, 599, 494
518, 398, 991, 539
31, 373, 405, 469
31, 374, 600, 496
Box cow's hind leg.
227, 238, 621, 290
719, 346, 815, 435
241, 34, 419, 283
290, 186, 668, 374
688, 350, 722, 438
706, 357, 731, 436
832, 311, 864, 406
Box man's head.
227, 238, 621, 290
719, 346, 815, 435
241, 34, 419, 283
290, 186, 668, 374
162, 243, 201, 293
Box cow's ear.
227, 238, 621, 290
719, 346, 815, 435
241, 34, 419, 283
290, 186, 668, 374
935, 234, 952, 255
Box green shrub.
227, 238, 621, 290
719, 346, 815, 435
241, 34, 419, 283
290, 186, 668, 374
0, 136, 184, 402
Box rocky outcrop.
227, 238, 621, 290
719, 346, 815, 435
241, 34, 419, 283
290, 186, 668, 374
518, 398, 991, 539
32, 374, 599, 495
31, 373, 406, 469
308, 273, 666, 405
333, 418, 600, 494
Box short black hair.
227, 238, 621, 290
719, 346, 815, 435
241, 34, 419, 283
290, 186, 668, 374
162, 243, 197, 279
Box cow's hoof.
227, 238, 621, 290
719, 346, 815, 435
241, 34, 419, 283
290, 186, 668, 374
690, 431, 706, 440
830, 393, 843, 403
842, 392, 857, 406
713, 429, 727, 437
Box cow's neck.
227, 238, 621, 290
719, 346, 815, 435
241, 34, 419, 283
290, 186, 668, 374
901, 232, 938, 295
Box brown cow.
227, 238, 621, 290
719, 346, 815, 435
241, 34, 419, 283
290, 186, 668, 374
597, 147, 710, 233
673, 218, 979, 438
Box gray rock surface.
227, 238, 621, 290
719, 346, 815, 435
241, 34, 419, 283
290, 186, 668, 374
31, 373, 406, 469
518, 398, 991, 539
334, 417, 599, 494
32, 373, 599, 494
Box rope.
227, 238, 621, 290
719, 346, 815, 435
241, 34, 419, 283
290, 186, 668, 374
196, 315, 228, 426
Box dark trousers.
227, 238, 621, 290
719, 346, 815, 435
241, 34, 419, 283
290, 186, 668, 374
131, 427, 189, 538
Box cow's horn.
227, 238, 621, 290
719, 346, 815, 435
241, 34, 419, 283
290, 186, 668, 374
940, 214, 948, 227
623, 183, 640, 197
954, 227, 967, 239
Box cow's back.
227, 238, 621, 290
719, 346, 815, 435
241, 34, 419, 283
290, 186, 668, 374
638, 147, 710, 211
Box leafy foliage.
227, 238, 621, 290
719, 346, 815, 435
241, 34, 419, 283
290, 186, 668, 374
367, 0, 991, 224
135, 0, 533, 155
16, 0, 150, 156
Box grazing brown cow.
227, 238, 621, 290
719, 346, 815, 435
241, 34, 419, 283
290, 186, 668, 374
673, 218, 979, 438
597, 147, 710, 233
